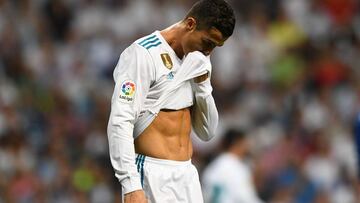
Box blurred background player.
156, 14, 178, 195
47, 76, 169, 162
202, 129, 263, 203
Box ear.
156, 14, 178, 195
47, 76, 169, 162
185, 17, 197, 31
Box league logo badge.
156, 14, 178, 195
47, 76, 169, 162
119, 80, 136, 103
161, 53, 173, 70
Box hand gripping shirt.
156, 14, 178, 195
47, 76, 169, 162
107, 31, 219, 194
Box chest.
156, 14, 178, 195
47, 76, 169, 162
145, 52, 193, 110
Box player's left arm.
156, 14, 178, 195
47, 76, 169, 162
191, 72, 219, 141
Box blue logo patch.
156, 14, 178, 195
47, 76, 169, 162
167, 72, 174, 80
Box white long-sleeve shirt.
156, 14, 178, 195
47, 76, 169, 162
202, 153, 263, 203
107, 31, 219, 194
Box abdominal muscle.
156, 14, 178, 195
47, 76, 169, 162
134, 107, 193, 161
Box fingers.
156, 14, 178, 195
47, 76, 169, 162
194, 72, 209, 83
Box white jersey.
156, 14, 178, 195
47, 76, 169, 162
107, 31, 219, 194
202, 153, 263, 203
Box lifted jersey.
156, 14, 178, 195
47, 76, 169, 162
136, 31, 194, 113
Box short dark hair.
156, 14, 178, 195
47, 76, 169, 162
185, 0, 236, 38
222, 128, 246, 150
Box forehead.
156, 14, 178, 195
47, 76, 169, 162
203, 27, 227, 46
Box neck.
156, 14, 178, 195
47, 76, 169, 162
227, 148, 244, 159
160, 22, 186, 59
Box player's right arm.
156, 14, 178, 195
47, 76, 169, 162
107, 43, 154, 198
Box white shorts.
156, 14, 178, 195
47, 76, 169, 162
133, 154, 204, 203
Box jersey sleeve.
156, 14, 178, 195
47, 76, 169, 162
191, 77, 219, 141
107, 43, 154, 194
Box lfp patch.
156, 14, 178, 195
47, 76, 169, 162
119, 80, 136, 103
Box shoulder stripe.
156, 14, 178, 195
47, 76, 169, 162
141, 38, 159, 47
145, 41, 162, 49
139, 35, 157, 46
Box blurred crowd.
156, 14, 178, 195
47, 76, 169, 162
0, 0, 359, 202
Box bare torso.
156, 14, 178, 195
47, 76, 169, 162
133, 28, 212, 162
134, 108, 193, 161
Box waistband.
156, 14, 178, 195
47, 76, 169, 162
135, 154, 191, 166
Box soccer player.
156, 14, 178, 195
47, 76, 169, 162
107, 0, 235, 202
202, 129, 263, 203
